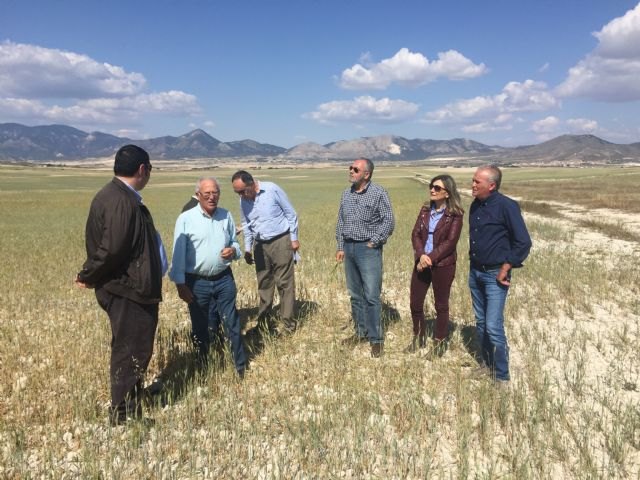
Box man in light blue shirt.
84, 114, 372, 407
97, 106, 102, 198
231, 170, 299, 334
170, 177, 246, 376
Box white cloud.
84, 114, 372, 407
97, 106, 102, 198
0, 41, 202, 129
531, 116, 560, 133
305, 96, 419, 124
567, 118, 599, 132
556, 3, 640, 101
461, 122, 513, 133
426, 80, 559, 125
594, 3, 640, 58
339, 48, 487, 90
0, 41, 146, 98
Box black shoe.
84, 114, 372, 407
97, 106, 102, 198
371, 343, 383, 358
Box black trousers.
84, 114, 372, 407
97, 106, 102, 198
95, 288, 158, 415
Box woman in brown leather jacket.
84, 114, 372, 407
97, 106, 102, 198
407, 174, 464, 353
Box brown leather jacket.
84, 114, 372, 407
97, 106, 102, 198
411, 205, 463, 267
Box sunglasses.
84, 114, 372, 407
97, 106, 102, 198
429, 184, 447, 193
349, 166, 361, 173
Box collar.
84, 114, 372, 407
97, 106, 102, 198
351, 180, 371, 194
199, 205, 216, 218
116, 177, 143, 203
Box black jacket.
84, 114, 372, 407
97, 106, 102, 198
78, 178, 162, 304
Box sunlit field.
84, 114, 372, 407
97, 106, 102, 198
1, 164, 639, 478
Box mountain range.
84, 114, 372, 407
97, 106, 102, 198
1, 122, 639, 165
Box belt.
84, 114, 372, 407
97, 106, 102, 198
255, 230, 289, 244
186, 268, 231, 282
471, 262, 503, 272
344, 238, 369, 243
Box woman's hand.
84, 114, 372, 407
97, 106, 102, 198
419, 254, 432, 270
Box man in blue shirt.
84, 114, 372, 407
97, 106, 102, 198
232, 170, 300, 335
170, 177, 247, 377
336, 158, 395, 358
469, 165, 531, 385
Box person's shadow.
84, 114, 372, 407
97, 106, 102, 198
382, 301, 402, 329
459, 322, 482, 364
242, 299, 319, 361
401, 315, 479, 359
145, 299, 320, 409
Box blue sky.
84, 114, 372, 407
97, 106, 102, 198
1, 0, 640, 147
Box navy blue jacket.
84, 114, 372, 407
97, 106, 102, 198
469, 191, 531, 268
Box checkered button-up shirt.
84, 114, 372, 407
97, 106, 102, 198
336, 181, 395, 251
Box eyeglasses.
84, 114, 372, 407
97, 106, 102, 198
429, 184, 447, 193
198, 191, 220, 199
349, 166, 361, 173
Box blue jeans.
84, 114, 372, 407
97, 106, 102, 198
186, 270, 246, 372
468, 267, 510, 381
343, 241, 383, 344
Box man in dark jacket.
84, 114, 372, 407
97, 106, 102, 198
469, 165, 531, 386
76, 145, 164, 425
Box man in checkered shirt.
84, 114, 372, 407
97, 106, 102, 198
336, 158, 395, 358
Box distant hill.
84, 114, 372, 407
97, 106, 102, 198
1, 123, 639, 164
0, 123, 285, 161
498, 134, 640, 164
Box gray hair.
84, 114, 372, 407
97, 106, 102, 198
357, 157, 375, 178
196, 177, 220, 193
478, 164, 502, 190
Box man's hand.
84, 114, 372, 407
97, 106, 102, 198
220, 247, 235, 260
244, 251, 254, 265
496, 263, 511, 286
336, 250, 344, 262
291, 240, 300, 252
176, 284, 194, 303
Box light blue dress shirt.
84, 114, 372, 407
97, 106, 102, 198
425, 207, 445, 254
169, 206, 241, 284
239, 181, 298, 252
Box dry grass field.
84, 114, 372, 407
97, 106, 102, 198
0, 164, 639, 479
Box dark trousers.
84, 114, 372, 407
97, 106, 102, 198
409, 262, 455, 341
185, 271, 247, 372
254, 233, 296, 329
95, 288, 158, 416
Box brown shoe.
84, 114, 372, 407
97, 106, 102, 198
341, 334, 367, 346
371, 343, 383, 358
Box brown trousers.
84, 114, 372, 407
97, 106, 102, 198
409, 262, 455, 341
254, 233, 296, 326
